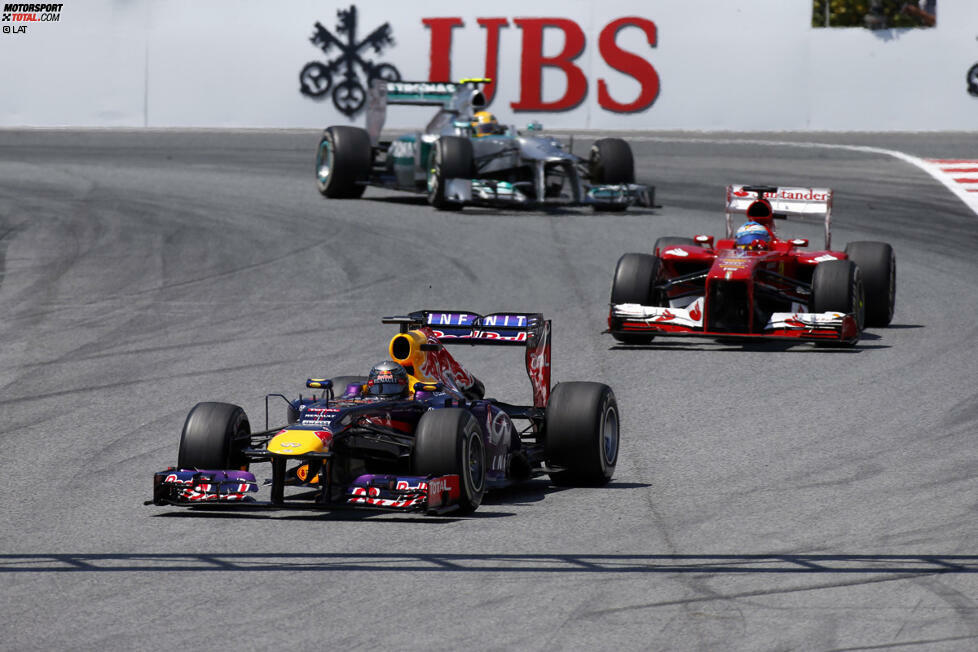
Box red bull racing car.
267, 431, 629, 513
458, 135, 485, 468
607, 184, 896, 346
150, 311, 619, 516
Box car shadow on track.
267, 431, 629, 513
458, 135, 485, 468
609, 336, 891, 353
152, 509, 473, 523
363, 195, 657, 218
4, 552, 976, 575
481, 479, 651, 508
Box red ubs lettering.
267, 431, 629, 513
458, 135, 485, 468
422, 16, 659, 113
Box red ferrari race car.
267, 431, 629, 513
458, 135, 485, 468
607, 184, 896, 346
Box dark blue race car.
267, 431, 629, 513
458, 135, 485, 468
150, 310, 620, 515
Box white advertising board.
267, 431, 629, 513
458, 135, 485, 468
0, 0, 975, 130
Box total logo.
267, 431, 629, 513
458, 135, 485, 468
2, 3, 62, 21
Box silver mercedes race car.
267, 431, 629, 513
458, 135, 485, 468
314, 79, 654, 211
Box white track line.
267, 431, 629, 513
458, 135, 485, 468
617, 136, 978, 217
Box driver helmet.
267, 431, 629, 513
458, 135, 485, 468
471, 111, 501, 137
367, 360, 409, 397
734, 221, 771, 250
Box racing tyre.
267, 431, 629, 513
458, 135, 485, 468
427, 136, 473, 211
413, 408, 486, 514
812, 259, 865, 333
844, 241, 895, 327
653, 236, 697, 255
315, 126, 371, 198
610, 253, 659, 344
178, 402, 251, 470
589, 138, 635, 212
545, 382, 619, 486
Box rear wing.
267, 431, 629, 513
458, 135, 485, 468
382, 310, 551, 407
725, 184, 834, 249
365, 79, 489, 145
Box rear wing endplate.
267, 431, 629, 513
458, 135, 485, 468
382, 310, 552, 407
725, 184, 834, 249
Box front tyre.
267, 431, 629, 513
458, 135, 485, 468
812, 259, 865, 334
315, 126, 371, 199
413, 409, 487, 514
545, 382, 619, 486
177, 402, 251, 470
844, 241, 895, 327
610, 253, 659, 344
426, 136, 472, 211
589, 138, 635, 212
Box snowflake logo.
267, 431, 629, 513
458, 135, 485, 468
299, 5, 402, 117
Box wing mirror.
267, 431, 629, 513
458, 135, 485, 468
790, 238, 809, 247
694, 235, 714, 248
414, 381, 443, 392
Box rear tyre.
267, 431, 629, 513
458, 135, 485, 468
315, 126, 371, 198
545, 382, 619, 486
844, 241, 895, 327
610, 253, 659, 344
812, 259, 865, 333
178, 402, 251, 470
427, 136, 473, 211
653, 236, 697, 255
589, 138, 635, 212
413, 409, 486, 514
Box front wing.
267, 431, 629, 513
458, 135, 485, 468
443, 178, 654, 209
609, 302, 860, 345
149, 469, 463, 514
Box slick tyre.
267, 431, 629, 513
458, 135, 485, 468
589, 138, 635, 184
844, 241, 895, 327
589, 138, 635, 212
653, 236, 697, 255
610, 253, 659, 344
315, 126, 371, 198
413, 408, 487, 514
545, 382, 619, 486
427, 136, 473, 211
178, 402, 251, 470
812, 259, 865, 333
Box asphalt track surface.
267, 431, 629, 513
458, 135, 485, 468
1, 129, 977, 651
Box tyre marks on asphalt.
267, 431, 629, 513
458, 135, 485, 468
0, 226, 16, 292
